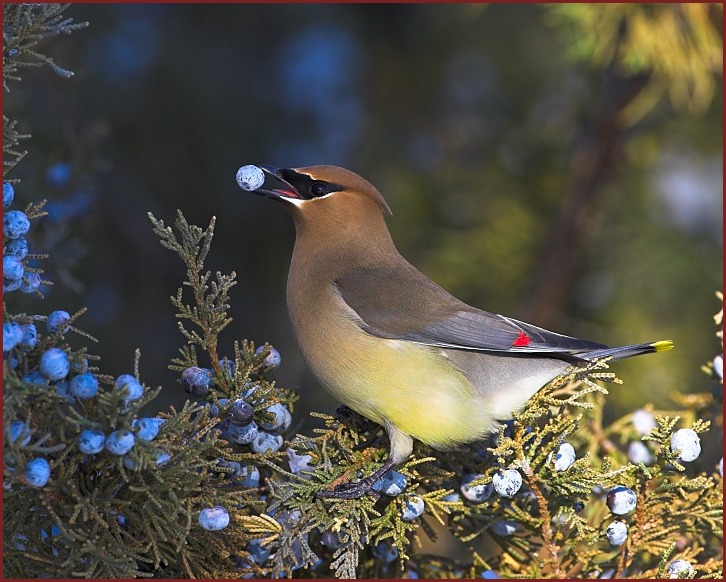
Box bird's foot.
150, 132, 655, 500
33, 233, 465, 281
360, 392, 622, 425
315, 457, 395, 500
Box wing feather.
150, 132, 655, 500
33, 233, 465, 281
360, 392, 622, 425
334, 263, 607, 355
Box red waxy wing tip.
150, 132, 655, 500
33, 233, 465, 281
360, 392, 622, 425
512, 331, 531, 347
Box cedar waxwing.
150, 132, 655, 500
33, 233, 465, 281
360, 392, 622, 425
237, 164, 673, 499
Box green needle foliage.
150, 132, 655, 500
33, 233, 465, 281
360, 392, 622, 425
4, 4, 722, 579
545, 3, 723, 125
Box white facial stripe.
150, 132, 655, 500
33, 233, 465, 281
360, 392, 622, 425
312, 191, 337, 201
282, 191, 337, 207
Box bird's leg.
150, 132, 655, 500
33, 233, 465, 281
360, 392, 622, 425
316, 421, 413, 500
316, 457, 396, 499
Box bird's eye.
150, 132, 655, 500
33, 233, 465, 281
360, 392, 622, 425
310, 182, 327, 197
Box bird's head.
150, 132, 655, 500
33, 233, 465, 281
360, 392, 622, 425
251, 165, 392, 217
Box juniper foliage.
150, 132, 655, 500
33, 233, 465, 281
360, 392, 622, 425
3, 3, 88, 88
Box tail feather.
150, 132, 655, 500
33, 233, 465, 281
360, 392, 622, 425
580, 340, 674, 362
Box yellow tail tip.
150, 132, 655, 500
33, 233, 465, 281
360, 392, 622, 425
652, 340, 674, 352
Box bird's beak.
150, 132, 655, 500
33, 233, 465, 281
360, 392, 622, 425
255, 166, 303, 201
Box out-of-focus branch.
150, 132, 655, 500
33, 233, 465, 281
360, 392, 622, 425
521, 68, 650, 327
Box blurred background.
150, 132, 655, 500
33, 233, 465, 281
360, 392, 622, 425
7, 4, 722, 429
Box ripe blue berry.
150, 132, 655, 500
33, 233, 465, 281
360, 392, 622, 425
259, 402, 291, 431
275, 508, 302, 526
3, 182, 14, 208
670, 428, 701, 462
492, 469, 522, 497
11, 533, 28, 551
255, 345, 281, 369
490, 520, 519, 536
227, 399, 254, 426
19, 323, 37, 349
72, 357, 89, 374
238, 464, 260, 488
632, 409, 656, 435
3, 210, 30, 239
46, 162, 72, 188
627, 441, 654, 465
287, 448, 315, 475
55, 381, 74, 403
23, 370, 49, 385
156, 451, 171, 466
226, 420, 259, 445
40, 348, 71, 381
198, 506, 230, 531
41, 525, 61, 539
401, 495, 425, 521
481, 570, 501, 579
134, 417, 164, 441
605, 521, 628, 546
251, 431, 283, 454
180, 366, 212, 396
246, 538, 272, 563
20, 272, 41, 294
606, 486, 637, 515
218, 358, 235, 378
77, 429, 106, 454
47, 310, 71, 333
215, 458, 242, 478
4, 277, 22, 292
208, 397, 229, 417
115, 374, 143, 403
714, 354, 723, 379
236, 165, 266, 191
553, 443, 576, 471
461, 473, 494, 503
25, 457, 51, 487
321, 531, 342, 549
242, 382, 260, 398
9, 420, 31, 446
70, 373, 99, 399
373, 469, 407, 496
372, 541, 398, 563
4, 237, 28, 259
4, 255, 24, 281
3, 322, 24, 351
666, 559, 695, 578
105, 430, 135, 455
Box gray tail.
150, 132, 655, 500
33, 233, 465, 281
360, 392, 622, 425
580, 340, 674, 362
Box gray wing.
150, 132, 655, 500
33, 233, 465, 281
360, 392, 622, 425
334, 262, 608, 355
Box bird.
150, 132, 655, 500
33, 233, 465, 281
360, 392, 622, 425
239, 164, 673, 499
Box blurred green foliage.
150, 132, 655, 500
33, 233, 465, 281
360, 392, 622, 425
547, 4, 723, 124
6, 3, 722, 429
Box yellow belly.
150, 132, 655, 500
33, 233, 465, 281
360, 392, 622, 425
291, 293, 496, 449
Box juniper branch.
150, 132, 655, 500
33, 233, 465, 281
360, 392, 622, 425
148, 211, 237, 387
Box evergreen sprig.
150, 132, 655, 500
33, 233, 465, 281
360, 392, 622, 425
3, 3, 88, 90
148, 211, 236, 383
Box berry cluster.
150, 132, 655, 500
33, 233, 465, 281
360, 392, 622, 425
5, 315, 166, 487
191, 346, 293, 533
4, 299, 175, 492
3, 182, 42, 294
202, 352, 288, 454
